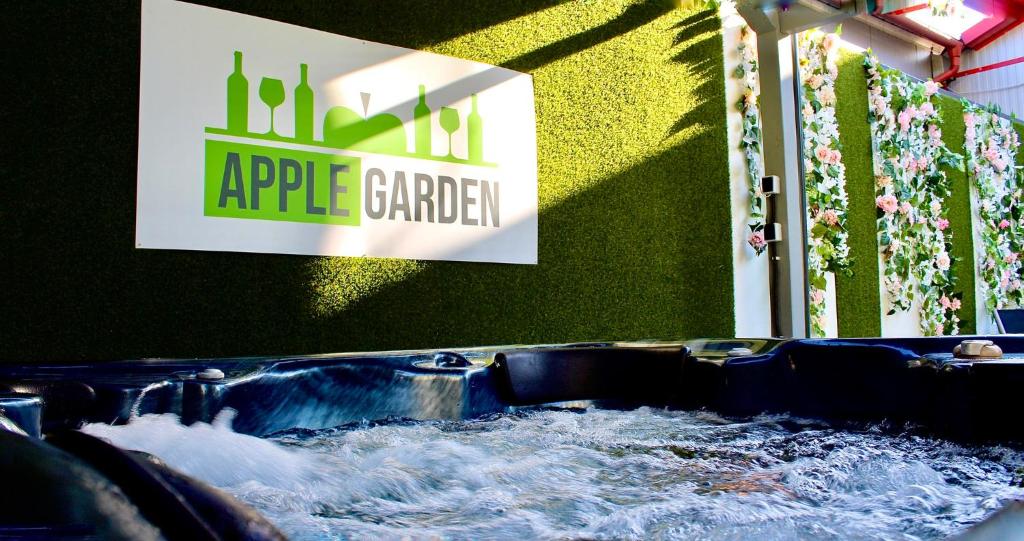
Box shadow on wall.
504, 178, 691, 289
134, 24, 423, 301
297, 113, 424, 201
1, 1, 733, 362
3, 0, 567, 362
308, 137, 734, 353
668, 9, 726, 138
304, 5, 733, 353
502, 1, 673, 73
200, 0, 570, 50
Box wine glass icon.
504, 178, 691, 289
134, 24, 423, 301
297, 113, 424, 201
439, 107, 460, 159
259, 77, 286, 136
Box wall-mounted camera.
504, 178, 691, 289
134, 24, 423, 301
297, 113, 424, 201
764, 223, 782, 243
760, 175, 781, 196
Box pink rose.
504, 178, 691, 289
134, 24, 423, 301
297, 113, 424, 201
876, 195, 899, 214
748, 231, 766, 251
1006, 253, 1019, 264
917, 216, 927, 225
993, 159, 1007, 172
810, 288, 826, 304
964, 113, 976, 129
822, 209, 839, 226
873, 97, 886, 115
951, 298, 962, 310
999, 219, 1011, 229
918, 157, 929, 171
940, 295, 952, 309
923, 80, 940, 97
936, 252, 951, 271
815, 145, 830, 162
888, 237, 901, 253
920, 102, 935, 117
983, 146, 999, 162
937, 218, 950, 231
935, 323, 944, 335
899, 202, 913, 215
898, 109, 913, 132
816, 87, 836, 106
822, 33, 838, 53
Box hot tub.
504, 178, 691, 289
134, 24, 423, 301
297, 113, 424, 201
2, 337, 1024, 539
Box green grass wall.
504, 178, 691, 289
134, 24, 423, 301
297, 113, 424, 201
832, 52, 981, 336
1018, 122, 1024, 169
834, 50, 882, 337
3, 0, 734, 362
936, 96, 977, 334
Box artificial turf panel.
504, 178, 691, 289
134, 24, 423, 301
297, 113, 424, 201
936, 96, 977, 334
2, 0, 735, 362
833, 50, 882, 337
1018, 121, 1024, 170
831, 53, 979, 336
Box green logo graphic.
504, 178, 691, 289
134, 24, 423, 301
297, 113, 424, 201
205, 51, 497, 228
207, 51, 492, 165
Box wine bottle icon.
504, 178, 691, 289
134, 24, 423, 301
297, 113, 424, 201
439, 107, 460, 159
414, 85, 431, 157
294, 64, 314, 142
467, 94, 483, 163
226, 51, 248, 134
259, 77, 286, 136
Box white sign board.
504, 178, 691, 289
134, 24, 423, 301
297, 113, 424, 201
137, 0, 537, 264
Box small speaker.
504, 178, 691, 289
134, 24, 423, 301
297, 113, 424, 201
764, 223, 782, 243
760, 175, 780, 195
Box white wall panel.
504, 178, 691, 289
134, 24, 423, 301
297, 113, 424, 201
951, 23, 1024, 119
720, 2, 773, 338
818, 19, 933, 80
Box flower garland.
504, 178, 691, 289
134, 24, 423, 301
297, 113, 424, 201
735, 25, 767, 255
927, 0, 964, 17
864, 53, 964, 336
963, 103, 1024, 318
798, 29, 853, 337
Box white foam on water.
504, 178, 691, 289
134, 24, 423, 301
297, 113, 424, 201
82, 410, 315, 490
82, 408, 1024, 540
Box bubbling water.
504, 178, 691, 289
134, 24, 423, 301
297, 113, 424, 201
83, 408, 1024, 540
